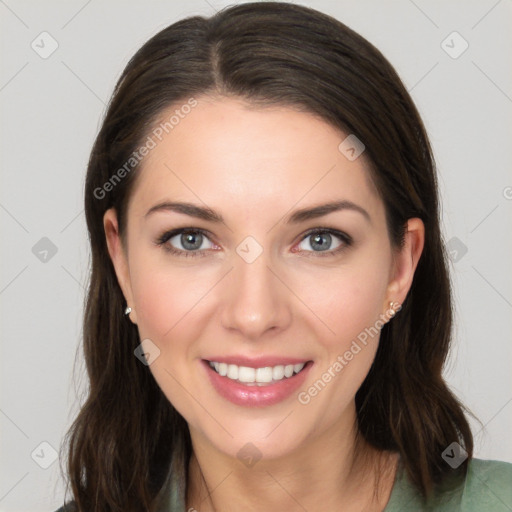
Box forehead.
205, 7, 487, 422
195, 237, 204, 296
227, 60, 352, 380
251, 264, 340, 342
128, 96, 383, 223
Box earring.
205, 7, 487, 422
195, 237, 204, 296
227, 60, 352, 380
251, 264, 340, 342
388, 301, 402, 317
124, 306, 132, 315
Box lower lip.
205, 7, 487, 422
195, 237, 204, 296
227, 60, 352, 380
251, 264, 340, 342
202, 360, 313, 407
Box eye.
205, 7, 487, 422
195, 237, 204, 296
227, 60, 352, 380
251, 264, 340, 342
156, 227, 352, 258
294, 228, 352, 257
156, 228, 216, 257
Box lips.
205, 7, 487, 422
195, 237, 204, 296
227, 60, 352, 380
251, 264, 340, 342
202, 357, 313, 407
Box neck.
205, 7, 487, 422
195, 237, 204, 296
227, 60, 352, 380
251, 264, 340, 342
185, 416, 399, 512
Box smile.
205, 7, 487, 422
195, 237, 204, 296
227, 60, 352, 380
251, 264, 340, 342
208, 361, 306, 386
203, 358, 313, 407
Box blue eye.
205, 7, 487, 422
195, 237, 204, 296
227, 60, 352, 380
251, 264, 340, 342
297, 229, 347, 254
293, 228, 352, 257
155, 227, 352, 258
156, 228, 215, 258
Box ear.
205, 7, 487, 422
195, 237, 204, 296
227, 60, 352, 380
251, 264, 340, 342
385, 217, 425, 308
103, 208, 137, 324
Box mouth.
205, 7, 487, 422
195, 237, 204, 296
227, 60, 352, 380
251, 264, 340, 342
202, 358, 313, 407
207, 360, 308, 386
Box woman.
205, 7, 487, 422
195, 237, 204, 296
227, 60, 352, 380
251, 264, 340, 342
56, 2, 512, 511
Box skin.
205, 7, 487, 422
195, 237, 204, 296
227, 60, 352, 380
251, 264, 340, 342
104, 96, 424, 511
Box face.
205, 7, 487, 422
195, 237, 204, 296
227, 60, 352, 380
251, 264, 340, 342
104, 96, 422, 463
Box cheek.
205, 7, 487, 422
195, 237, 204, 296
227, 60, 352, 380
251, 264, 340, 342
128, 257, 214, 419
128, 251, 219, 353
295, 266, 389, 424
297, 257, 390, 351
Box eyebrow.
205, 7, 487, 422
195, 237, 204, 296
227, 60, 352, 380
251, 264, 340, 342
144, 200, 371, 224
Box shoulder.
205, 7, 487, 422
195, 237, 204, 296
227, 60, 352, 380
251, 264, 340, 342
385, 457, 512, 511
466, 457, 512, 479
460, 458, 512, 508
54, 501, 77, 512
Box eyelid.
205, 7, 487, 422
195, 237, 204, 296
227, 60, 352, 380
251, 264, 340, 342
292, 227, 352, 257
155, 226, 352, 258
155, 227, 217, 255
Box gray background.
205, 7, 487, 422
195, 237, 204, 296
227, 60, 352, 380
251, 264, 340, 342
1, 0, 511, 510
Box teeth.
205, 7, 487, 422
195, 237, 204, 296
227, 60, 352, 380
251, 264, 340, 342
238, 366, 255, 383
273, 365, 284, 380
293, 363, 304, 373
218, 362, 228, 376
209, 361, 306, 384
227, 364, 238, 380
256, 367, 273, 383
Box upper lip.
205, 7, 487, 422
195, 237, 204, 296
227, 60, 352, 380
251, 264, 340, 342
203, 356, 311, 368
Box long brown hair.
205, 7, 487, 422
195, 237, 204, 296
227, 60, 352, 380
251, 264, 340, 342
61, 2, 474, 510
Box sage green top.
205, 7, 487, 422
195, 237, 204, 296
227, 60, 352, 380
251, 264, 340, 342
383, 458, 512, 511
55, 457, 512, 511
162, 457, 512, 511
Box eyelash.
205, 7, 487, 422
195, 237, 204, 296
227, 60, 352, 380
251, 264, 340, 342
155, 227, 353, 259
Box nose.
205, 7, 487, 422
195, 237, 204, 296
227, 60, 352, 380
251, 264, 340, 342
220, 249, 292, 340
